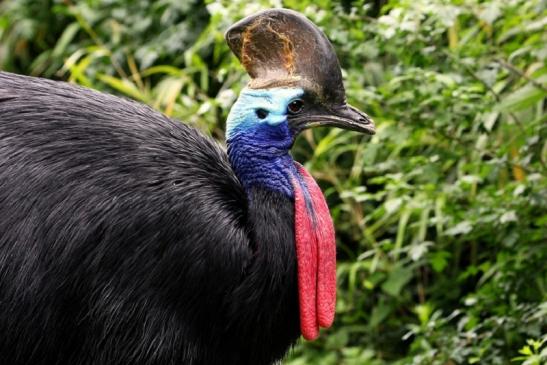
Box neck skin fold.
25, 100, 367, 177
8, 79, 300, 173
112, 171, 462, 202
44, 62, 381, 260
225, 88, 336, 341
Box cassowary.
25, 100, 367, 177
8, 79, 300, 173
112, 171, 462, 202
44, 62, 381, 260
0, 9, 374, 365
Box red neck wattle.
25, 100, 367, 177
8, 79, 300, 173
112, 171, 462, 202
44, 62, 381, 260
292, 162, 336, 340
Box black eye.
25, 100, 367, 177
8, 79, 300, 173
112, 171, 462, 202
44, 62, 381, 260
288, 99, 304, 114
255, 108, 269, 119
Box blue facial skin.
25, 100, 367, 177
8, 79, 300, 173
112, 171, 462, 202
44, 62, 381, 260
226, 87, 304, 197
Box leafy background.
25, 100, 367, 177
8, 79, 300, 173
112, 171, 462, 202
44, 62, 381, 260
1, 0, 546, 363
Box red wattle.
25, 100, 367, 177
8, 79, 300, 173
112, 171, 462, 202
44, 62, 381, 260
292, 162, 336, 340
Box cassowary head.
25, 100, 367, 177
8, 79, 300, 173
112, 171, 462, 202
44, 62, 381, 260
225, 9, 375, 144
224, 9, 375, 196
224, 9, 375, 340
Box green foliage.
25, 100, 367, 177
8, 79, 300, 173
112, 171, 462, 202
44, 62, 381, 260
1, 0, 545, 363
512, 336, 547, 365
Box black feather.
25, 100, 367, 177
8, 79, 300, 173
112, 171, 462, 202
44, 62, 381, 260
0, 72, 299, 365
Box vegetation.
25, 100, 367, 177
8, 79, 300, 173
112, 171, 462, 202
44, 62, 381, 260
1, 0, 545, 363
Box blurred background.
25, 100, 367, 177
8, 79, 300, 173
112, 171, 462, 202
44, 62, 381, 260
0, 0, 545, 364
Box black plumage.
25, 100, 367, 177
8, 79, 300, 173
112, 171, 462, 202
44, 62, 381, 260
0, 9, 377, 364
0, 72, 299, 365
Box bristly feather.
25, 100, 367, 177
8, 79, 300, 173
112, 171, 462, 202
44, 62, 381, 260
0, 72, 299, 365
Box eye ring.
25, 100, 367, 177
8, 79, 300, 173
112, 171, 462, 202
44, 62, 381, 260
255, 108, 269, 119
287, 99, 304, 115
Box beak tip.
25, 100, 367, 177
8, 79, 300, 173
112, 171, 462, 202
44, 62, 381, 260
345, 104, 375, 135
364, 118, 376, 135
359, 115, 376, 134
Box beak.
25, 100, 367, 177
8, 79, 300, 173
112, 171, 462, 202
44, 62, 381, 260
289, 103, 376, 135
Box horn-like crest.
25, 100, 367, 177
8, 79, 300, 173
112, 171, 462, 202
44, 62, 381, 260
225, 9, 346, 104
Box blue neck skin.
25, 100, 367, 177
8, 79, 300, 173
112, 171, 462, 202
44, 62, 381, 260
226, 88, 304, 198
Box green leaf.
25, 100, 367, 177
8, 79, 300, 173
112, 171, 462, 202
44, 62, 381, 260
369, 300, 392, 327
381, 266, 413, 297
445, 221, 473, 236
52, 22, 80, 58
97, 74, 146, 102
429, 251, 451, 272
496, 85, 546, 112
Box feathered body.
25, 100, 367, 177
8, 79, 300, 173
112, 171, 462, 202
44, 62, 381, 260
0, 8, 375, 365
0, 72, 299, 365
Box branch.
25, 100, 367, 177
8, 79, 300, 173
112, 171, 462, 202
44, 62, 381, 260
495, 58, 547, 92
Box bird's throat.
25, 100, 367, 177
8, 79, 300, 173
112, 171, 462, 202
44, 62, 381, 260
227, 139, 336, 340
227, 133, 294, 197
